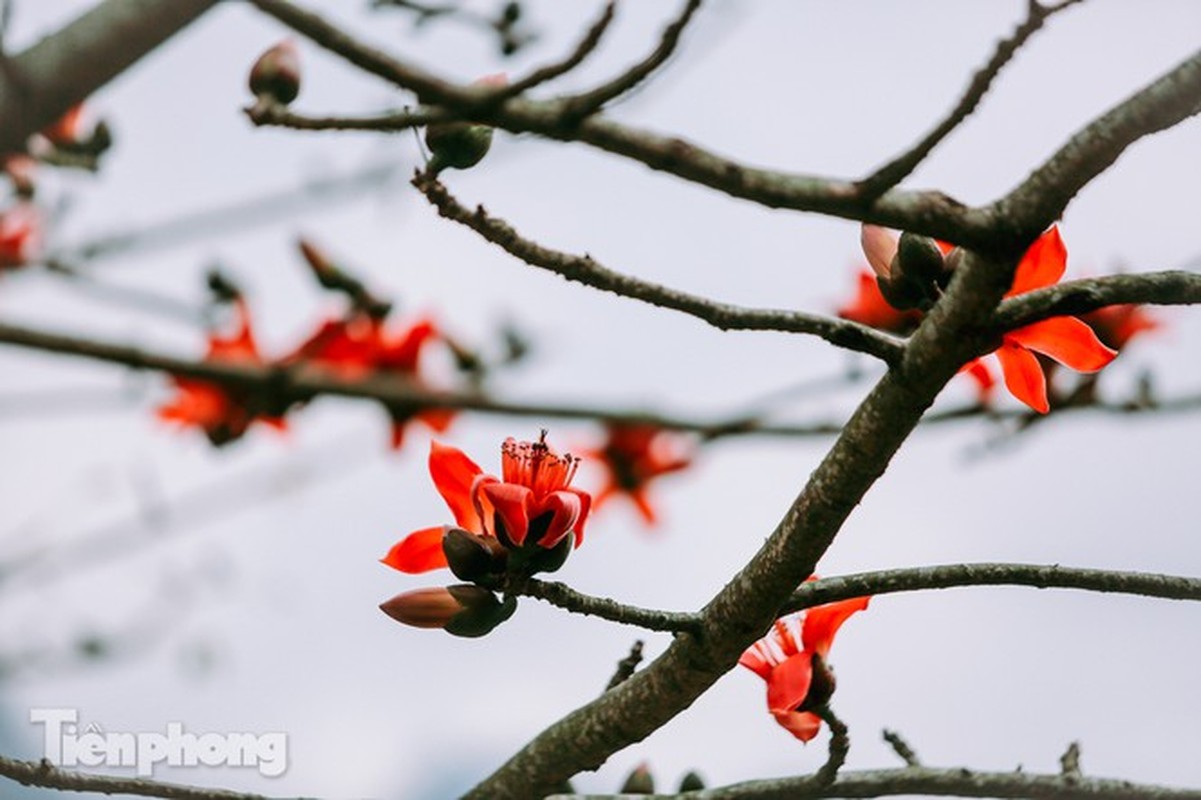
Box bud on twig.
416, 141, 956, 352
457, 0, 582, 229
379, 584, 517, 637
620, 763, 655, 794
443, 527, 506, 582
423, 75, 507, 174
249, 40, 301, 106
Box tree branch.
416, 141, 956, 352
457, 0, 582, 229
548, 765, 1201, 799
507, 577, 701, 635
990, 271, 1201, 332
0, 0, 218, 154
856, 0, 1085, 200
412, 173, 905, 364
784, 563, 1201, 615
0, 754, 303, 800
501, 1, 616, 97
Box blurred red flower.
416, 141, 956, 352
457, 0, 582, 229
584, 424, 692, 526
0, 203, 42, 268
157, 299, 286, 445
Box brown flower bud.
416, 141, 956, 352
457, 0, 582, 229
379, 587, 464, 629
443, 527, 506, 583
249, 41, 301, 105
620, 763, 655, 794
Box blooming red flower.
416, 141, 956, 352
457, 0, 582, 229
1081, 303, 1159, 351
584, 424, 692, 526
0, 202, 42, 268
857, 225, 1116, 414
382, 433, 592, 574
740, 590, 870, 742
287, 312, 454, 448
157, 299, 286, 445
836, 269, 923, 334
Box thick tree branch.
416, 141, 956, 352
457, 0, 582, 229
991, 271, 1201, 332
0, 754, 300, 800
549, 765, 1201, 799
856, 0, 1085, 200
0, 0, 218, 154
412, 173, 905, 364
992, 47, 1201, 240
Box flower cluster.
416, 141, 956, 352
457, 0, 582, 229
840, 225, 1153, 413
379, 433, 592, 636
157, 242, 455, 448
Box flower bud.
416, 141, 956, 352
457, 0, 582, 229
860, 224, 897, 279
442, 586, 517, 638
423, 75, 507, 175
379, 587, 463, 629
249, 41, 301, 105
895, 231, 949, 294
443, 527, 506, 582
519, 531, 572, 575
678, 771, 705, 791
620, 763, 655, 794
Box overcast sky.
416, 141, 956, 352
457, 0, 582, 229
1, 1, 1200, 798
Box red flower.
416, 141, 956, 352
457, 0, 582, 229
584, 424, 692, 526
157, 299, 287, 445
740, 590, 870, 742
287, 312, 454, 448
1081, 303, 1159, 351
856, 225, 1116, 414
836, 270, 922, 334
382, 433, 592, 574
0, 202, 42, 268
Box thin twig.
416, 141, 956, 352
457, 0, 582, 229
561, 0, 703, 119
604, 640, 644, 692
412, 173, 905, 364
502, 2, 616, 97
509, 576, 701, 635
245, 101, 449, 131
812, 707, 849, 788
855, 0, 1086, 200
882, 729, 922, 768
1061, 741, 1083, 781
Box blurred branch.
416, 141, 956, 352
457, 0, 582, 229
502, 1, 614, 97
372, 0, 537, 57
48, 160, 405, 264
559, 0, 702, 119
245, 102, 448, 131
855, 0, 1085, 200
548, 765, 1201, 799
0, 0, 217, 153
0, 754, 299, 800
412, 173, 905, 364
882, 729, 922, 768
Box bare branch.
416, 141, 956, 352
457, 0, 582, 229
604, 641, 645, 692
0, 754, 305, 800
245, 102, 449, 131
856, 0, 1085, 200
560, 0, 703, 119
812, 708, 850, 788
882, 729, 922, 768
508, 577, 701, 636
548, 765, 1201, 799
993, 47, 1201, 240
784, 563, 1201, 615
502, 2, 616, 97
990, 271, 1201, 332
412, 173, 905, 364
0, 0, 218, 153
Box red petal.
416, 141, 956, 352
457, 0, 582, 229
380, 526, 448, 573
801, 596, 870, 658
528, 490, 582, 548
1007, 317, 1117, 373
630, 489, 658, 526
772, 710, 823, 743
995, 341, 1049, 413
959, 358, 996, 402
568, 487, 591, 547
739, 643, 773, 680
1008, 226, 1066, 296
481, 482, 532, 546
428, 441, 484, 531
765, 653, 814, 714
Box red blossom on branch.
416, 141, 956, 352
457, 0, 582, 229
584, 424, 692, 527
157, 299, 286, 445
740, 588, 870, 743
286, 311, 454, 448
1081, 303, 1160, 351
382, 433, 592, 576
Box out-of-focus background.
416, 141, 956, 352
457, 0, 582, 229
1, 1, 1199, 797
